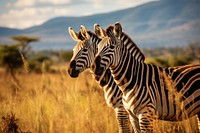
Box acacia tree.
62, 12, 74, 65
11, 36, 39, 56
0, 45, 23, 82
0, 36, 39, 83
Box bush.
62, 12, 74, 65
169, 55, 193, 66
28, 55, 52, 73
60, 50, 73, 62
0, 45, 23, 71
145, 57, 169, 67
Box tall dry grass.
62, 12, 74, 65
0, 67, 117, 133
0, 65, 199, 133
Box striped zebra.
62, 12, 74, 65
92, 22, 200, 132
67, 25, 142, 132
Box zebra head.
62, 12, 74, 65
92, 22, 124, 76
68, 25, 102, 78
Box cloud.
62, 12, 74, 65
88, 0, 104, 9
7, 0, 71, 7
0, 7, 74, 29
1, 0, 157, 29
14, 0, 35, 7
37, 0, 71, 5
116, 0, 157, 8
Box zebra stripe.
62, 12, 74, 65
93, 23, 200, 132
68, 25, 146, 132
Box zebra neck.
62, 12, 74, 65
90, 68, 114, 90
110, 48, 143, 94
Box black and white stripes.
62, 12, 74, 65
68, 25, 133, 133
92, 22, 200, 132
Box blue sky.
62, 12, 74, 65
0, 0, 156, 29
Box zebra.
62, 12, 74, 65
68, 25, 136, 133
92, 22, 200, 132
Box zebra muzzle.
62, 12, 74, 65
68, 67, 79, 78
68, 60, 80, 78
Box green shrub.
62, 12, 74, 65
145, 57, 169, 67
0, 45, 23, 71
28, 55, 52, 73
169, 55, 192, 66
60, 50, 73, 62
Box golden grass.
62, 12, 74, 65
0, 65, 199, 133
0, 68, 117, 133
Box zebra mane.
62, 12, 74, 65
105, 25, 145, 61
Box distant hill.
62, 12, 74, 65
0, 0, 200, 50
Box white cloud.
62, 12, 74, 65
88, 0, 157, 14
15, 0, 35, 7
1, 0, 156, 29
37, 0, 71, 5
0, 7, 74, 29
89, 0, 104, 10
6, 0, 36, 7
7, 0, 71, 7
116, 0, 158, 8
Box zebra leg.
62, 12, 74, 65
138, 113, 155, 133
115, 107, 132, 133
129, 114, 140, 133
125, 109, 140, 133
197, 114, 200, 132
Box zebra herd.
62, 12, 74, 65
67, 22, 200, 133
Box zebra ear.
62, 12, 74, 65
68, 27, 79, 42
80, 25, 89, 39
114, 22, 122, 38
94, 24, 106, 39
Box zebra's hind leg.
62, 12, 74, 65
115, 107, 132, 133
197, 114, 200, 132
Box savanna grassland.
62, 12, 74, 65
0, 64, 199, 133
0, 44, 199, 133
0, 66, 118, 133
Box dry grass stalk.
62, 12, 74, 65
19, 51, 29, 73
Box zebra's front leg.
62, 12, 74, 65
115, 107, 132, 133
129, 114, 140, 133
197, 114, 200, 132
138, 109, 156, 133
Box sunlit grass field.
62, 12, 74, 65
0, 65, 199, 133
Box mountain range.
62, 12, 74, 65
0, 0, 200, 50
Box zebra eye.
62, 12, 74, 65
110, 45, 115, 49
